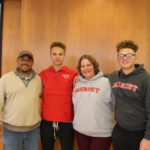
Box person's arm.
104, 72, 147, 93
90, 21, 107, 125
73, 75, 79, 86
140, 75, 150, 150
0, 77, 5, 138
0, 124, 3, 137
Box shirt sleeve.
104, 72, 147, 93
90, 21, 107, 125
144, 74, 150, 140
0, 77, 5, 125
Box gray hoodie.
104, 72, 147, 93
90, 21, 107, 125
73, 72, 114, 137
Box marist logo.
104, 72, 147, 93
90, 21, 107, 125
112, 81, 138, 92
62, 74, 70, 79
75, 87, 100, 94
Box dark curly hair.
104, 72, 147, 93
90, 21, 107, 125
116, 40, 139, 53
77, 54, 100, 77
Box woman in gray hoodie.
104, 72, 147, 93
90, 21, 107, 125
73, 54, 114, 150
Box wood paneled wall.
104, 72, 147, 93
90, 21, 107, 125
1, 0, 150, 149
2, 0, 21, 74
2, 0, 150, 75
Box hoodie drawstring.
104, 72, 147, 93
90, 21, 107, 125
52, 122, 59, 139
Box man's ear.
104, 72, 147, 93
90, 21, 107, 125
134, 53, 138, 63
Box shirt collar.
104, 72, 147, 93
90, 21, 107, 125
15, 67, 36, 80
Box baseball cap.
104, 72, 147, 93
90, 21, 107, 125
18, 50, 34, 60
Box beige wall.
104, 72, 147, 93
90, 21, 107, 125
1, 0, 150, 149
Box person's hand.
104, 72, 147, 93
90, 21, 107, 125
73, 75, 79, 85
139, 138, 150, 150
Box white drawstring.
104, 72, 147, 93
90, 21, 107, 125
52, 122, 59, 139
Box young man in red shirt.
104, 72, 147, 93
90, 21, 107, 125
39, 41, 77, 150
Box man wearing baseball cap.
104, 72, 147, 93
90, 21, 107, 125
0, 50, 42, 150
18, 50, 34, 60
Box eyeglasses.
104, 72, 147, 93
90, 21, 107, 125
118, 53, 135, 59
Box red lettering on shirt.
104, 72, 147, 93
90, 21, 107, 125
75, 87, 100, 94
112, 81, 138, 92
